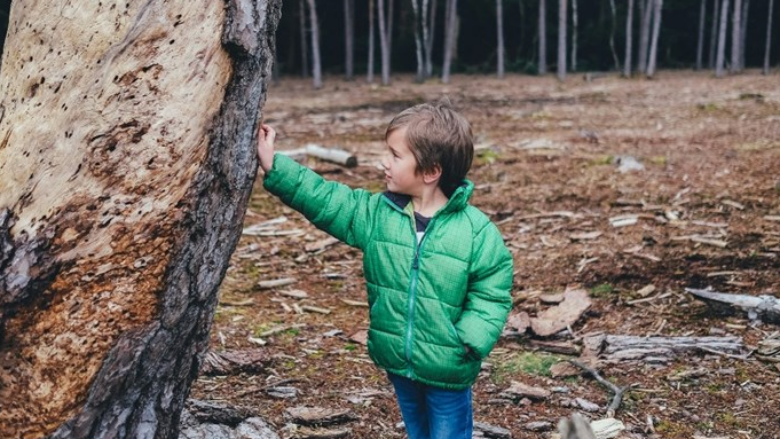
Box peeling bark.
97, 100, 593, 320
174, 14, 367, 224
0, 1, 282, 438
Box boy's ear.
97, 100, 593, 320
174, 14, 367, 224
422, 165, 442, 185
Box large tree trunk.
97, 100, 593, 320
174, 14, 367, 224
624, 0, 635, 77
368, 0, 376, 83
0, 1, 281, 438
638, 0, 653, 73
497, 0, 506, 78
300, 0, 310, 77
730, 0, 742, 73
539, 0, 548, 74
442, 0, 458, 83
709, 0, 720, 68
696, 0, 707, 70
378, 0, 392, 85
716, 0, 731, 77
764, 0, 775, 75
344, 0, 355, 80
557, 0, 567, 81
646, 0, 663, 77
306, 0, 323, 88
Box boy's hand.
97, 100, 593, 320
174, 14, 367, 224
256, 123, 276, 173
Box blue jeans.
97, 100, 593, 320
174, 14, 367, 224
388, 373, 473, 439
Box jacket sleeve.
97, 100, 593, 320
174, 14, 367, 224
455, 221, 513, 360
262, 153, 375, 250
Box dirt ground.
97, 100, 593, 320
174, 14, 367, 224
190, 71, 780, 439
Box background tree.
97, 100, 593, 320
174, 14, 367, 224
571, 0, 578, 72
608, 0, 620, 71
306, 0, 323, 88
716, 0, 730, 77
709, 0, 720, 68
638, 0, 653, 73
646, 0, 663, 77
300, 0, 309, 77
738, 0, 749, 70
497, 0, 506, 78
344, 0, 355, 80
0, 1, 281, 437
442, 0, 459, 83
425, 0, 439, 77
765, 0, 775, 74
368, 0, 376, 82
624, 0, 635, 76
411, 0, 426, 82
557, 0, 567, 81
378, 0, 392, 85
696, 0, 707, 70
539, 0, 548, 74
730, 0, 742, 73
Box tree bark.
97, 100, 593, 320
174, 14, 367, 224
0, 1, 282, 438
571, 0, 578, 72
730, 0, 742, 73
557, 0, 568, 81
497, 0, 506, 78
378, 0, 392, 85
368, 0, 376, 82
539, 0, 548, 74
300, 0, 309, 77
709, 0, 720, 68
764, 0, 775, 75
442, 0, 458, 83
624, 0, 635, 77
716, 0, 730, 77
306, 0, 323, 88
638, 0, 653, 73
646, 0, 663, 77
696, 0, 707, 70
344, 0, 355, 80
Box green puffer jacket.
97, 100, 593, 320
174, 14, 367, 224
264, 154, 513, 390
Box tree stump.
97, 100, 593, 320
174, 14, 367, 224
0, 1, 281, 437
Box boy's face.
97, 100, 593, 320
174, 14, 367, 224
381, 127, 425, 196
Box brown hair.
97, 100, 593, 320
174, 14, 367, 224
385, 100, 474, 197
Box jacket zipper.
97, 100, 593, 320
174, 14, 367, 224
404, 216, 434, 372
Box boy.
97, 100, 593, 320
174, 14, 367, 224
256, 102, 513, 439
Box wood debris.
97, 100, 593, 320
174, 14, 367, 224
589, 334, 745, 362
279, 143, 358, 167
258, 278, 298, 289
529, 340, 581, 356
500, 381, 551, 401
569, 360, 633, 417
503, 311, 531, 334
305, 237, 340, 253
756, 335, 780, 363
686, 288, 780, 323
301, 305, 331, 314
279, 289, 309, 299
473, 422, 512, 439
291, 426, 351, 439
220, 297, 254, 306
284, 407, 356, 426
531, 289, 592, 337
340, 298, 368, 307
201, 350, 270, 376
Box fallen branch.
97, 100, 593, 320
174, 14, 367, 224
685, 288, 780, 324
279, 144, 358, 167
569, 360, 633, 417
588, 334, 745, 362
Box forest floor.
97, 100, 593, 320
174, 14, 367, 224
190, 71, 780, 439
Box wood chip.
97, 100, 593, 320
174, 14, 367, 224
305, 237, 341, 253
764, 215, 780, 222
721, 199, 745, 210
500, 381, 551, 401
279, 289, 309, 299
690, 236, 728, 248
530, 289, 592, 337
340, 299, 368, 307
569, 231, 603, 241
636, 284, 656, 297
529, 340, 581, 355
293, 427, 351, 439
284, 406, 356, 426
258, 278, 297, 289
219, 298, 254, 306
301, 305, 331, 314
505, 311, 531, 333
609, 215, 638, 227
201, 350, 270, 376
540, 293, 565, 304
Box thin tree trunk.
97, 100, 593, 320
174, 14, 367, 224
388, 0, 395, 57
368, 0, 376, 82
421, 0, 431, 79
571, 0, 578, 72
646, 0, 663, 77
557, 0, 567, 81
739, 0, 749, 70
638, 0, 653, 73
609, 0, 620, 71
497, 0, 506, 78
442, 0, 458, 83
300, 0, 309, 77
716, 0, 731, 77
306, 0, 323, 88
378, 0, 391, 85
539, 0, 548, 74
709, 0, 720, 68
425, 0, 438, 77
0, 1, 282, 437
696, 0, 707, 70
344, 0, 355, 80
764, 0, 775, 74
731, 0, 742, 73
411, 0, 426, 82
624, 0, 635, 77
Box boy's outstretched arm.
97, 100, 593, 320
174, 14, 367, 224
455, 222, 514, 360
256, 124, 375, 250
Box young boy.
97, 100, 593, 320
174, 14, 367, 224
256, 102, 513, 439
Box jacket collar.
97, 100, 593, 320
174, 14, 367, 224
382, 180, 474, 216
